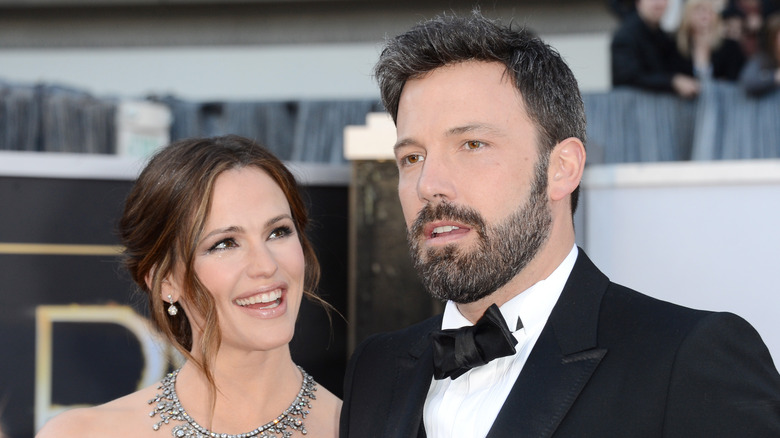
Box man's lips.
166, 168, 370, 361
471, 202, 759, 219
423, 222, 472, 240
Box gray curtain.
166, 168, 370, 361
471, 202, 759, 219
0, 82, 115, 154
584, 83, 779, 164
2, 80, 777, 163
159, 98, 383, 163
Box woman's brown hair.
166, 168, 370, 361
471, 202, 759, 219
118, 134, 321, 390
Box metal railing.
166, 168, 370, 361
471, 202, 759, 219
2, 80, 778, 163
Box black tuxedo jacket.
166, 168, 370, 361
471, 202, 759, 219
340, 250, 780, 437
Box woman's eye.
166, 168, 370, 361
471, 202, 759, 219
208, 238, 238, 252
401, 154, 425, 166
464, 140, 485, 150
269, 225, 294, 240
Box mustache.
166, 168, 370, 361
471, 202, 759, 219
408, 202, 486, 239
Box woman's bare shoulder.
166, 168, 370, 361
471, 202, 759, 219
35, 406, 99, 438
36, 381, 162, 438
306, 382, 342, 438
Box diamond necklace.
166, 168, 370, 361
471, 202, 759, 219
148, 366, 316, 438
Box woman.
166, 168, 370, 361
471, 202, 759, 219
37, 135, 341, 437
740, 13, 780, 95
676, 0, 747, 81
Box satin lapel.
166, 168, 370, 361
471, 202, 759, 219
386, 317, 439, 438
486, 327, 607, 438
487, 249, 610, 438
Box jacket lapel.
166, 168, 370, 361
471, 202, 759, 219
487, 249, 610, 438
386, 316, 440, 438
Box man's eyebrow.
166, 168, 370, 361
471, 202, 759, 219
393, 138, 420, 152
446, 123, 501, 136
393, 123, 505, 152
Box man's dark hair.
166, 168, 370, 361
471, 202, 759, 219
374, 10, 587, 215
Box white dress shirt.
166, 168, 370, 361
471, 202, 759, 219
423, 245, 578, 438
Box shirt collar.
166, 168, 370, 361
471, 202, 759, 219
441, 245, 579, 336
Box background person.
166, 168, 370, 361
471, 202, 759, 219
340, 11, 780, 438
612, 0, 701, 96
37, 135, 341, 438
740, 12, 780, 94
676, 0, 747, 81
728, 0, 770, 55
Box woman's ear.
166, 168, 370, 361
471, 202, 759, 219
161, 278, 179, 303
145, 266, 180, 302
548, 137, 586, 202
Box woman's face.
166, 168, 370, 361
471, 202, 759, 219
181, 166, 306, 354
689, 2, 717, 32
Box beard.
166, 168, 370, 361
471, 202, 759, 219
407, 156, 552, 304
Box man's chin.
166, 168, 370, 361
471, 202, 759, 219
420, 239, 476, 258
427, 287, 493, 305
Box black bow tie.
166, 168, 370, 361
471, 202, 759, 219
431, 304, 518, 380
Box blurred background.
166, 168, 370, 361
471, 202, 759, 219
1, 1, 778, 437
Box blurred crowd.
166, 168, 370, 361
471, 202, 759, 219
610, 0, 780, 97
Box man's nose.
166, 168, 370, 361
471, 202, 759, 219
416, 154, 457, 204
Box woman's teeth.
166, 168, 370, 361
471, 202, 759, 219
235, 290, 282, 307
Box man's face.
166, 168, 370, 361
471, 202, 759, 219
637, 0, 669, 25
393, 61, 552, 303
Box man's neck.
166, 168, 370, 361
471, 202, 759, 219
455, 237, 575, 323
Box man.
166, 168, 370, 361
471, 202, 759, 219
339, 11, 780, 438
611, 0, 700, 97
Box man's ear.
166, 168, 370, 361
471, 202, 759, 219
548, 137, 586, 202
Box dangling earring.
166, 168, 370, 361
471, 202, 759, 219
167, 294, 178, 316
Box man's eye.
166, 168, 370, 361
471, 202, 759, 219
464, 140, 485, 150
208, 238, 238, 252
402, 154, 425, 166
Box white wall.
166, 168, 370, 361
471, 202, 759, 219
0, 33, 611, 102
0, 44, 384, 101
583, 160, 780, 366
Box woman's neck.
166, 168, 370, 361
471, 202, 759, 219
175, 346, 303, 434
